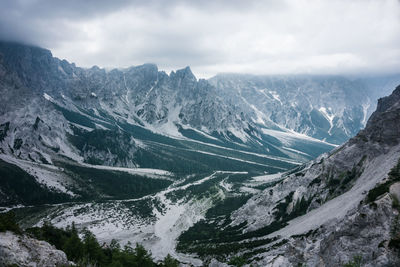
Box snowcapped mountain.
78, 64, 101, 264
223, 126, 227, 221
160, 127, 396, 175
177, 85, 400, 266
210, 73, 400, 144
1, 41, 400, 266
0, 41, 335, 173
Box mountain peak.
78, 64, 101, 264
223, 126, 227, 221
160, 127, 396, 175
0, 41, 53, 68
356, 84, 400, 146
174, 66, 196, 81
125, 63, 158, 73
140, 63, 158, 71
374, 84, 400, 113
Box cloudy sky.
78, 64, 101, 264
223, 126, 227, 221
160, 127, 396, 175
0, 0, 399, 78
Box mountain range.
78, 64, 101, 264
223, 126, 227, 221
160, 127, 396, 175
1, 41, 400, 266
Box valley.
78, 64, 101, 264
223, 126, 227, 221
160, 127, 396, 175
1, 41, 400, 266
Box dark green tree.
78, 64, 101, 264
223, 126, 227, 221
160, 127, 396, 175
62, 222, 83, 261
82, 229, 106, 265
160, 254, 179, 267
133, 244, 155, 267
0, 211, 21, 234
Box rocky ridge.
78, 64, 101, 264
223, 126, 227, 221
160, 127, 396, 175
0, 231, 70, 266
210, 74, 400, 144
223, 85, 400, 266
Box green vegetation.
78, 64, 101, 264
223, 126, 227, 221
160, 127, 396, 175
367, 158, 400, 203
68, 126, 136, 166
291, 228, 319, 239
178, 234, 277, 260
339, 168, 359, 188
367, 181, 392, 203
25, 221, 179, 267
286, 164, 307, 176
177, 191, 284, 260
70, 119, 286, 175
253, 179, 282, 191
0, 155, 172, 205
228, 256, 246, 267
65, 112, 296, 175
273, 191, 311, 222
290, 196, 312, 219
138, 141, 280, 175
326, 160, 366, 199
0, 211, 21, 234
53, 104, 96, 128
52, 102, 304, 176
274, 192, 295, 220
167, 172, 249, 202
177, 186, 312, 261
60, 162, 171, 200
205, 195, 252, 218
0, 159, 71, 206
226, 173, 253, 184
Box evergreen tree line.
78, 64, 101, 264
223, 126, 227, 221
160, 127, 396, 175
0, 211, 179, 267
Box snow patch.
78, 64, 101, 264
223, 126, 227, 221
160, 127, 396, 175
362, 101, 371, 126
262, 128, 337, 147
269, 91, 282, 105
43, 93, 55, 103
180, 124, 220, 141
319, 107, 335, 134
0, 154, 76, 196
226, 127, 249, 143
251, 172, 283, 183
81, 163, 174, 180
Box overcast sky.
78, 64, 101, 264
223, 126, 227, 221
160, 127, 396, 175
0, 0, 399, 78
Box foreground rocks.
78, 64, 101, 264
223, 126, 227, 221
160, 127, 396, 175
0, 231, 70, 266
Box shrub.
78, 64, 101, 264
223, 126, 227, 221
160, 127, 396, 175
0, 211, 21, 234
27, 222, 178, 266
228, 256, 246, 266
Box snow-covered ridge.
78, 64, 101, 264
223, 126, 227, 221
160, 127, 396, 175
261, 128, 338, 147
80, 163, 174, 179
210, 74, 400, 145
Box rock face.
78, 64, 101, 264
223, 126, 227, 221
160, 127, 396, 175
251, 193, 399, 267
174, 85, 400, 266
0, 231, 70, 266
1, 41, 400, 265
0, 41, 397, 170
210, 74, 400, 144
318, 194, 399, 267
0, 42, 251, 137
0, 40, 339, 200
357, 85, 400, 146
0, 42, 279, 169
225, 85, 400, 266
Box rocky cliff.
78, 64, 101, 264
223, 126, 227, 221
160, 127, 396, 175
175, 85, 400, 266
229, 85, 400, 266
0, 231, 70, 266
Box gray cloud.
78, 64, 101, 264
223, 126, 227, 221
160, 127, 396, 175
0, 0, 399, 78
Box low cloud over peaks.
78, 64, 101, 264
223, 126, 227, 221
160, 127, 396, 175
1, 0, 399, 78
